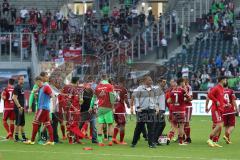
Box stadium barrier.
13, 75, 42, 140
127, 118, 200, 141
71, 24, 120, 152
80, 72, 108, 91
0, 33, 33, 62
126, 99, 240, 116
1, 97, 240, 116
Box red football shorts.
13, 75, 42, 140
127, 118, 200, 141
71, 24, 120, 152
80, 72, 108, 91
222, 113, 235, 127
67, 111, 81, 128
211, 110, 223, 124
114, 113, 126, 125
3, 110, 15, 121
172, 112, 185, 124
185, 107, 192, 123
34, 109, 51, 124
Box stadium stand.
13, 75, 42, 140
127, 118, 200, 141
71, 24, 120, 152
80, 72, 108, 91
163, 0, 240, 90
0, 0, 239, 90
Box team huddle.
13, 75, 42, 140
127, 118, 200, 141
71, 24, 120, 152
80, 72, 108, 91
1, 73, 238, 148
1, 73, 130, 146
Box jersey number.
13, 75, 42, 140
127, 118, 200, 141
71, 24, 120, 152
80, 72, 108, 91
224, 93, 230, 104
174, 93, 179, 104
99, 90, 106, 97
8, 91, 13, 101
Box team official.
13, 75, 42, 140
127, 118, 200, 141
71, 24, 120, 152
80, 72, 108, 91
131, 76, 159, 148
12, 75, 27, 142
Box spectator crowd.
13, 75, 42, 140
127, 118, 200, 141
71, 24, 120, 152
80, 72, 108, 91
0, 0, 156, 62
167, 0, 240, 91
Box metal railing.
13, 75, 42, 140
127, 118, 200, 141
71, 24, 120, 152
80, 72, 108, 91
0, 33, 34, 62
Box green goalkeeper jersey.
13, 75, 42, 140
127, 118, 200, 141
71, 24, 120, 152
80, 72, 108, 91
29, 84, 39, 111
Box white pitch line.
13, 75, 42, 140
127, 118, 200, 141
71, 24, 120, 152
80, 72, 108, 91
0, 149, 237, 160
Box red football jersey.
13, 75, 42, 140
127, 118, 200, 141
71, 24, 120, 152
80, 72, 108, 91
223, 88, 236, 114
70, 86, 85, 111
51, 20, 57, 30
114, 85, 128, 113
95, 82, 114, 108
185, 85, 192, 106
165, 88, 173, 112
22, 38, 29, 48
208, 84, 226, 112
169, 87, 187, 112
42, 17, 47, 27
59, 84, 72, 111
2, 85, 15, 110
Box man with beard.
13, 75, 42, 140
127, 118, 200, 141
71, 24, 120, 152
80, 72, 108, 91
12, 75, 28, 142
207, 76, 228, 148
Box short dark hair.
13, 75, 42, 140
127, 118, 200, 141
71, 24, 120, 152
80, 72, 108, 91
118, 77, 126, 83
108, 78, 114, 84
183, 77, 189, 83
177, 78, 184, 85
71, 77, 79, 84
101, 74, 108, 80
40, 72, 48, 77
157, 77, 166, 83
8, 78, 15, 85
18, 75, 24, 80
218, 76, 227, 83
87, 76, 93, 82
143, 75, 151, 81
35, 76, 42, 81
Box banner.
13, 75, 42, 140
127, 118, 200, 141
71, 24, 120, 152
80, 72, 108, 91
63, 49, 82, 62
193, 91, 240, 100
125, 100, 240, 116
1, 98, 240, 115
191, 100, 211, 116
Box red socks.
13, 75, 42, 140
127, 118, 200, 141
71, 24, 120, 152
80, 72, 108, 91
113, 126, 125, 142
179, 137, 183, 144
31, 123, 39, 142
46, 125, 54, 142
113, 127, 119, 139
61, 125, 66, 137
184, 127, 191, 138
213, 136, 219, 142
120, 130, 125, 142
3, 121, 9, 133
10, 124, 14, 135
168, 131, 175, 140
81, 122, 88, 136
75, 135, 80, 143
3, 122, 14, 136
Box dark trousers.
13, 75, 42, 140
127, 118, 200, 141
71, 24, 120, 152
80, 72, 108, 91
79, 112, 98, 143
162, 46, 168, 59
177, 35, 182, 45
156, 46, 160, 59
51, 113, 59, 142
132, 110, 156, 146
154, 111, 166, 143
141, 124, 148, 139
134, 111, 148, 139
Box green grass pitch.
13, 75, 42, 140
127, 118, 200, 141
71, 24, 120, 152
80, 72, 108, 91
0, 114, 240, 160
